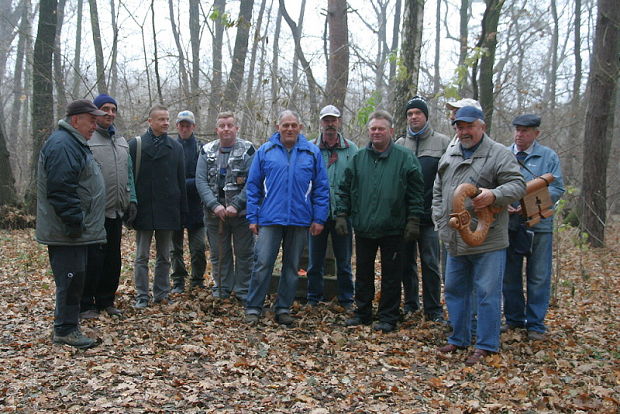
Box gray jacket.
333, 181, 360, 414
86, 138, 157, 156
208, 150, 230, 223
88, 126, 137, 219
36, 119, 106, 246
195, 138, 256, 215
432, 134, 526, 256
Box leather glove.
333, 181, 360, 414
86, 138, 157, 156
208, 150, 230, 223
66, 223, 83, 238
334, 216, 349, 236
404, 217, 420, 242
125, 202, 138, 228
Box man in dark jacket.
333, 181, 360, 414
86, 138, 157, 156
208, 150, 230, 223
80, 94, 137, 319
395, 96, 450, 322
128, 104, 188, 309
335, 110, 424, 333
36, 99, 106, 349
170, 110, 207, 293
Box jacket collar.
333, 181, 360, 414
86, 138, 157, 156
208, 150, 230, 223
315, 132, 349, 150
269, 132, 311, 150
58, 119, 89, 146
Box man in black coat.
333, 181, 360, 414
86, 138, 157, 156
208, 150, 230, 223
128, 104, 188, 308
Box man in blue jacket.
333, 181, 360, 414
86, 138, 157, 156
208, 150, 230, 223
244, 110, 330, 326
503, 114, 564, 341
36, 99, 106, 349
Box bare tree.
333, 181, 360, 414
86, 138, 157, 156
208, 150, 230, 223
580, 0, 620, 247
169, 0, 190, 101
53, 0, 67, 117
71, 0, 83, 98
270, 5, 283, 119
88, 0, 107, 94
325, 0, 349, 109
544, 0, 559, 110
189, 0, 201, 119
432, 0, 441, 98
206, 0, 226, 132
457, 0, 470, 95
109, 0, 119, 97
471, 0, 504, 133
391, 0, 425, 135
0, 126, 17, 206
28, 0, 58, 210
151, 0, 163, 103
388, 0, 402, 83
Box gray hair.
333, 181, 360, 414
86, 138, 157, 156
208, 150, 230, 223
367, 110, 393, 128
278, 110, 302, 125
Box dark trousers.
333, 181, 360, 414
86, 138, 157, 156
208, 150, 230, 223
354, 235, 403, 325
49, 245, 88, 335
82, 217, 123, 310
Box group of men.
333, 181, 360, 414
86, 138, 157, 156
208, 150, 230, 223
36, 94, 564, 367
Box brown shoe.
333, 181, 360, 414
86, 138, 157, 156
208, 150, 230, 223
438, 343, 464, 353
465, 349, 490, 366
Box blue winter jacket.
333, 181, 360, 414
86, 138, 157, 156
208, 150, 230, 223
508, 141, 565, 232
246, 133, 330, 227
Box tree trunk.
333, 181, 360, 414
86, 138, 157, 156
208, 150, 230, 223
0, 126, 17, 206
270, 5, 283, 119
388, 0, 402, 83
325, 0, 349, 109
169, 0, 190, 102
457, 0, 469, 96
545, 0, 559, 110
206, 0, 226, 132
432, 0, 441, 98
391, 0, 425, 136
71, 0, 83, 98
189, 0, 201, 120
151, 0, 163, 103
473, 0, 504, 133
27, 0, 58, 211
109, 0, 119, 97
241, 0, 268, 136
53, 0, 67, 118
221, 0, 254, 111
88, 0, 107, 94
580, 0, 620, 247
290, 0, 306, 107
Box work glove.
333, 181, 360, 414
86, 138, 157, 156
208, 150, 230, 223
334, 216, 349, 236
403, 217, 420, 242
125, 202, 138, 228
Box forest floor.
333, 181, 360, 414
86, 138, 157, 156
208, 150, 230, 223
0, 225, 618, 413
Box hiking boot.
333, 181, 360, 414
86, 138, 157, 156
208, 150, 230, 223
344, 315, 372, 327
133, 298, 149, 309
275, 313, 294, 326
104, 306, 122, 317
245, 313, 260, 326
527, 330, 546, 341
171, 285, 184, 294
372, 321, 396, 333
53, 330, 97, 349
79, 309, 100, 320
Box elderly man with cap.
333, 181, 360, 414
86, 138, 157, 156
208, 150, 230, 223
36, 99, 107, 348
169, 110, 207, 294
395, 96, 450, 322
79, 94, 137, 320
503, 114, 564, 341
433, 106, 525, 365
305, 105, 358, 309
445, 98, 482, 123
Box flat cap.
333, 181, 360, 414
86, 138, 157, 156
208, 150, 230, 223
512, 114, 541, 127
66, 99, 106, 117
452, 106, 484, 125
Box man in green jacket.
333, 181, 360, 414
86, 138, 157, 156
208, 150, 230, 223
306, 105, 358, 309
335, 110, 424, 332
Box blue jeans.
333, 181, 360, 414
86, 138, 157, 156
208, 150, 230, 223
307, 218, 354, 305
245, 226, 307, 315
402, 224, 443, 317
503, 231, 552, 333
445, 249, 505, 352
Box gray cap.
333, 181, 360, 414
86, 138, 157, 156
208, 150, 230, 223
176, 110, 196, 124
319, 105, 341, 119
66, 99, 106, 117
445, 98, 482, 111
512, 114, 541, 127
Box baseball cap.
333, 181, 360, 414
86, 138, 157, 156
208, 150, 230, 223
66, 99, 106, 117
176, 110, 196, 124
452, 106, 484, 125
445, 98, 482, 111
319, 105, 341, 119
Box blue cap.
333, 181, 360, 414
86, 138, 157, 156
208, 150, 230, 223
512, 114, 541, 127
452, 106, 484, 125
93, 94, 118, 109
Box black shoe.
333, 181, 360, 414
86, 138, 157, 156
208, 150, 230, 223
426, 313, 446, 323
53, 329, 97, 349
344, 316, 372, 327
171, 285, 184, 294
372, 321, 396, 333
275, 313, 294, 326
104, 306, 122, 316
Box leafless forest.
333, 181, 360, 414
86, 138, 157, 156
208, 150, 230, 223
0, 0, 619, 245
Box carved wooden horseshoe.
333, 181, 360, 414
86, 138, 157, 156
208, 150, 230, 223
448, 183, 501, 247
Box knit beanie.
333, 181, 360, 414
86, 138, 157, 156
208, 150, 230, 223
405, 96, 429, 120
93, 93, 118, 109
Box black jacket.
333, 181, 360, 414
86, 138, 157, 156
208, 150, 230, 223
128, 129, 188, 230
